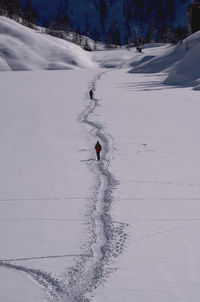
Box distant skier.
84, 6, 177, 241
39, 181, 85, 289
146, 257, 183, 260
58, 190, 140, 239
95, 141, 102, 161
89, 89, 94, 99
136, 46, 142, 53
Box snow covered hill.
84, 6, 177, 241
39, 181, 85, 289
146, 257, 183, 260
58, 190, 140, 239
1, 15, 200, 302
1, 15, 200, 89
165, 32, 200, 88
129, 31, 200, 88
0, 16, 95, 71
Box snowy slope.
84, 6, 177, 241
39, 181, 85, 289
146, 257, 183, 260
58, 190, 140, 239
165, 31, 200, 87
0, 16, 95, 71
1, 47, 200, 302
129, 32, 200, 88
1, 15, 200, 302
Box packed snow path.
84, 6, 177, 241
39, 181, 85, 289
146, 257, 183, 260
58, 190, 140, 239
0, 70, 125, 302
64, 72, 126, 301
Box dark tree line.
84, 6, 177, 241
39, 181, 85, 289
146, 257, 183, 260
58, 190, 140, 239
0, 0, 20, 17
0, 0, 38, 27
21, 0, 38, 27
0, 0, 188, 47
122, 0, 176, 26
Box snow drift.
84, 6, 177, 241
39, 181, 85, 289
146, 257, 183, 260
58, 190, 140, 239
129, 31, 200, 88
129, 44, 186, 74
164, 31, 200, 87
0, 17, 95, 71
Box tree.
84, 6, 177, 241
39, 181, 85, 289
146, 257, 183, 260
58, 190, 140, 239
85, 12, 90, 36
99, 0, 107, 32
124, 20, 131, 46
145, 26, 154, 43
0, 0, 20, 17
22, 0, 38, 27
83, 38, 92, 51
172, 26, 187, 44
166, 0, 175, 23
155, 0, 165, 26
63, 13, 70, 34
55, 9, 62, 30
123, 0, 132, 22
105, 21, 121, 47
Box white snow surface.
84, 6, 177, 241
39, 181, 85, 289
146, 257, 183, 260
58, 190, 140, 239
1, 17, 200, 302
129, 31, 200, 88
165, 31, 200, 87
0, 17, 95, 71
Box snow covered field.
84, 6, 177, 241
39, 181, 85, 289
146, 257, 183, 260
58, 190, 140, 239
1, 16, 200, 302
93, 69, 200, 302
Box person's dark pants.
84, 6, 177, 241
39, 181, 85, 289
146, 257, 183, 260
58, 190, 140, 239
96, 151, 100, 160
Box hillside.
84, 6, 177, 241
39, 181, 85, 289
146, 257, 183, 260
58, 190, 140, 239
1, 15, 200, 90
1, 13, 200, 302
20, 0, 193, 44
128, 31, 200, 88
0, 16, 95, 71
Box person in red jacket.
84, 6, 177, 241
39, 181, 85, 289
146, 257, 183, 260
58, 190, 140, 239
89, 89, 94, 99
95, 141, 102, 160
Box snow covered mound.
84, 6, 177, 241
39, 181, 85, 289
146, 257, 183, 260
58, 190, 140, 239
0, 17, 95, 71
129, 32, 200, 88
164, 31, 200, 87
129, 44, 186, 74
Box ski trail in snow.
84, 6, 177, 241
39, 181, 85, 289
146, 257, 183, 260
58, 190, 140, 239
61, 71, 127, 302
0, 71, 127, 302
0, 260, 65, 301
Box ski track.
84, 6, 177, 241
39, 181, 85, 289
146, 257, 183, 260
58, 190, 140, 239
63, 71, 127, 301
0, 71, 127, 302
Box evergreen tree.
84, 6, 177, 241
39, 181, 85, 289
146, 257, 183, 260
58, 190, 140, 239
99, 0, 107, 32
85, 12, 90, 35
63, 0, 68, 10
123, 0, 132, 22
93, 27, 100, 42
22, 0, 38, 27
166, 0, 175, 22
172, 26, 187, 43
145, 0, 154, 22
145, 26, 154, 43
55, 9, 62, 30
105, 21, 121, 47
124, 20, 131, 46
63, 13, 70, 34
155, 0, 165, 26
0, 0, 20, 17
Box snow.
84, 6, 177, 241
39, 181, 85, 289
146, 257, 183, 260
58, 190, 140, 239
93, 70, 200, 302
164, 31, 200, 87
129, 43, 186, 73
0, 17, 95, 71
0, 268, 49, 302
129, 32, 200, 88
0, 68, 98, 301
1, 16, 200, 302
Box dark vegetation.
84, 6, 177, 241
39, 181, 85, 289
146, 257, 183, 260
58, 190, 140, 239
0, 0, 192, 48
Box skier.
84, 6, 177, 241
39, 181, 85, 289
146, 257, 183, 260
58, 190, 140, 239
89, 89, 94, 99
95, 141, 102, 161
